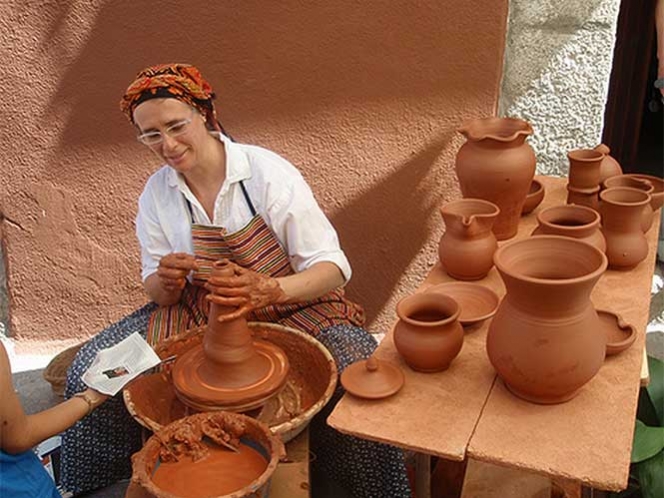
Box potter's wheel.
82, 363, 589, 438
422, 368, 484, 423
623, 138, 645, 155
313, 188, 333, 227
172, 339, 289, 412
124, 322, 337, 442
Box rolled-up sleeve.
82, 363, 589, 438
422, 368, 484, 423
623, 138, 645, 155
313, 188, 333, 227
257, 156, 353, 284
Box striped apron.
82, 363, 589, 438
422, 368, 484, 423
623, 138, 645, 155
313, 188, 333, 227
146, 181, 365, 345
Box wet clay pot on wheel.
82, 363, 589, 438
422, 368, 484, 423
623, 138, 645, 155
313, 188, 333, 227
603, 175, 655, 232
531, 204, 606, 253
394, 293, 464, 372
487, 235, 608, 404
455, 117, 536, 240
438, 198, 500, 280
594, 144, 623, 183
600, 187, 652, 270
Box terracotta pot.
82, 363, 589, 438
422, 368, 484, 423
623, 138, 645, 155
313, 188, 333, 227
394, 293, 464, 372
486, 235, 608, 404
566, 184, 600, 211
438, 198, 500, 280
521, 178, 545, 215
623, 173, 664, 212
455, 117, 536, 240
594, 144, 623, 182
131, 411, 284, 498
567, 149, 604, 190
531, 204, 606, 253
602, 175, 655, 232
600, 187, 651, 270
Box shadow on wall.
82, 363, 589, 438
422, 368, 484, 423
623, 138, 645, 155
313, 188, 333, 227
332, 135, 451, 325
26, 0, 489, 315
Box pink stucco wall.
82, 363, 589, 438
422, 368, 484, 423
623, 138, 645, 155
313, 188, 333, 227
1, 0, 507, 351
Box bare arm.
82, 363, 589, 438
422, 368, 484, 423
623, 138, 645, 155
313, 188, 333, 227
276, 261, 345, 303
0, 343, 107, 454
205, 260, 346, 321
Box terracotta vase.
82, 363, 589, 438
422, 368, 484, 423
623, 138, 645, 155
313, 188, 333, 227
567, 149, 604, 190
394, 293, 464, 372
602, 175, 655, 232
531, 204, 606, 253
600, 187, 651, 270
486, 235, 608, 404
594, 144, 623, 182
455, 117, 536, 240
438, 198, 500, 280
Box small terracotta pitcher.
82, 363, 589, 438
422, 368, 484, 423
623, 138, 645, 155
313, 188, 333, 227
394, 293, 464, 372
531, 204, 606, 253
438, 198, 500, 280
600, 187, 651, 270
603, 175, 655, 232
455, 117, 536, 240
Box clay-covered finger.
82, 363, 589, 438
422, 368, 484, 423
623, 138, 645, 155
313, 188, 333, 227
204, 282, 251, 297
206, 293, 248, 307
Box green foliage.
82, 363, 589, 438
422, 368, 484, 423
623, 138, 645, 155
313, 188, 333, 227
626, 355, 664, 498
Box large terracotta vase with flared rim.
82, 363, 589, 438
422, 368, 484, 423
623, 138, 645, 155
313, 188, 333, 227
531, 204, 606, 253
486, 235, 608, 404
622, 173, 664, 211
567, 149, 604, 190
599, 187, 651, 270
602, 175, 655, 232
394, 293, 464, 372
455, 117, 536, 240
438, 198, 500, 280
594, 144, 623, 182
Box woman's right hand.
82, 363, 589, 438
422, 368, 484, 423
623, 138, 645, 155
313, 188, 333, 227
157, 253, 199, 291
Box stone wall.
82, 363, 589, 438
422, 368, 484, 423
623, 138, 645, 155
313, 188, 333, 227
499, 0, 621, 175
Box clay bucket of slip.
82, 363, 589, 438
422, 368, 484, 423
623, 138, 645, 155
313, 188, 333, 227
131, 411, 284, 498
124, 321, 337, 443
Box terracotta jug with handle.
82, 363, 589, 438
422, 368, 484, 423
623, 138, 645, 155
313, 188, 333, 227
438, 198, 500, 280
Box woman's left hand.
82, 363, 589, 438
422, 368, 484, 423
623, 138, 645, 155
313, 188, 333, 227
205, 261, 287, 322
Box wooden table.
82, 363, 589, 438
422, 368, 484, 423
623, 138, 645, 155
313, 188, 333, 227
328, 175, 660, 495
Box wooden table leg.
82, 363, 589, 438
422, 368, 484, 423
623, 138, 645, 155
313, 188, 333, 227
415, 453, 432, 498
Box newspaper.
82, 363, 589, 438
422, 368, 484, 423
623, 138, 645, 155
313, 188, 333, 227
82, 332, 161, 396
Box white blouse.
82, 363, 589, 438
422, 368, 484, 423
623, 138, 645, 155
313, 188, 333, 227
135, 133, 352, 283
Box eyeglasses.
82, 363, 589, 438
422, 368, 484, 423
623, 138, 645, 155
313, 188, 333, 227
136, 110, 195, 146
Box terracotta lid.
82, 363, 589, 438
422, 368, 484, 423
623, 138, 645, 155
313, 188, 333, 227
341, 356, 405, 400
597, 309, 637, 356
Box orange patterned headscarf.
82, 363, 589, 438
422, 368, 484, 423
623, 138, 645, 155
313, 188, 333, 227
120, 63, 218, 127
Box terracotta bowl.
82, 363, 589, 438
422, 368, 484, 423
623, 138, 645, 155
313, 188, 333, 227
597, 309, 637, 356
124, 322, 337, 443
623, 173, 664, 211
425, 282, 500, 327
521, 178, 545, 215
131, 411, 284, 498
